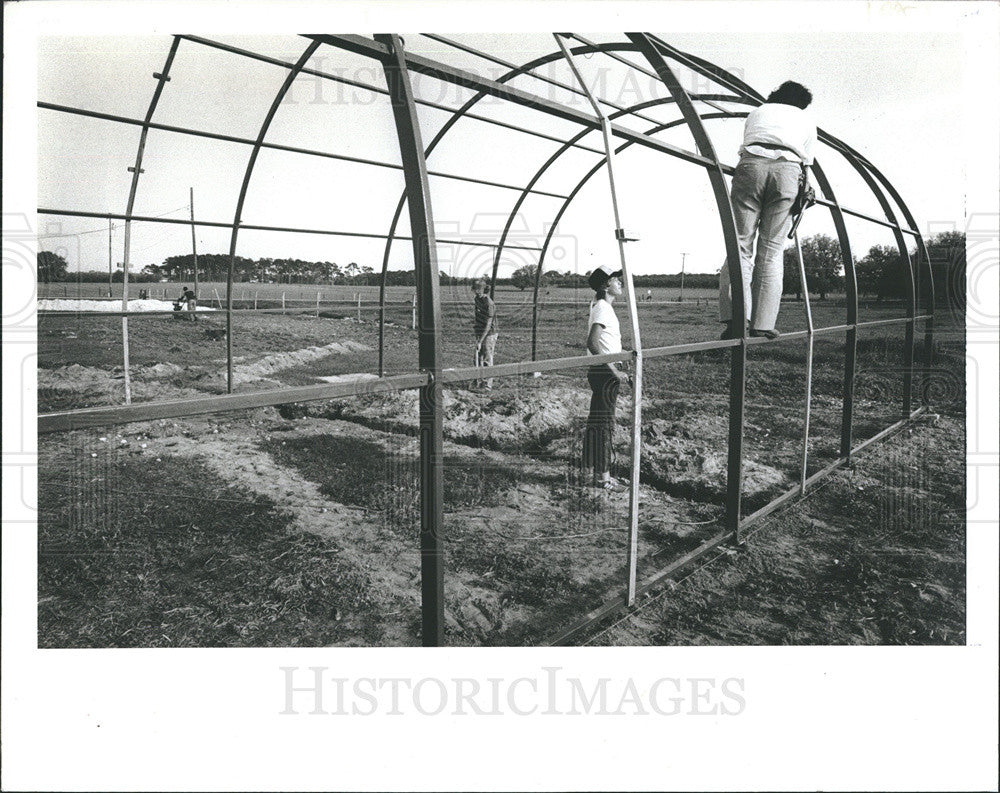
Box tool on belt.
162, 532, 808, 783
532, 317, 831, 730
788, 166, 816, 239
745, 141, 816, 239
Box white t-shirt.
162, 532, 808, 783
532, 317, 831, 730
588, 299, 622, 355
739, 103, 816, 165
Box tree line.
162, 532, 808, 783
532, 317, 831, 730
780, 230, 966, 302
37, 231, 966, 304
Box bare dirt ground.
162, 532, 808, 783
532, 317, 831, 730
584, 412, 966, 645
37, 301, 964, 646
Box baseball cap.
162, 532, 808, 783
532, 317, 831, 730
587, 264, 623, 291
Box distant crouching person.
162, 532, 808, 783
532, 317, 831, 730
180, 286, 198, 321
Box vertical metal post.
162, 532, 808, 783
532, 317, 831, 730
628, 34, 749, 543
901, 250, 916, 417
190, 187, 199, 295
555, 35, 644, 605
377, 33, 445, 647
121, 234, 131, 404
107, 217, 113, 298
794, 233, 814, 493
803, 166, 857, 464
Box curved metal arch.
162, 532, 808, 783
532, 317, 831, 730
224, 40, 322, 392
821, 137, 935, 364
373, 40, 730, 373
374, 33, 446, 647
817, 150, 918, 414
121, 35, 182, 404
516, 91, 860, 457
645, 33, 924, 435
627, 33, 751, 537
489, 93, 741, 296
641, 38, 862, 456
426, 33, 725, 151
528, 110, 736, 358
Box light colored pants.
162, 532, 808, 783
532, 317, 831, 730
475, 333, 497, 388
719, 155, 800, 331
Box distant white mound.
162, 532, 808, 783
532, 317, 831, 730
38, 299, 216, 312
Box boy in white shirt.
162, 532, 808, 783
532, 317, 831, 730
584, 264, 629, 490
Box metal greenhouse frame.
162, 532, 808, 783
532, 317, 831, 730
37, 32, 933, 646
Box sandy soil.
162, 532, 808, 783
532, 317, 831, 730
39, 306, 963, 646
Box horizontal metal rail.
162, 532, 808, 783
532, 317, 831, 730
813, 198, 920, 236
179, 34, 606, 157
40, 110, 918, 239
38, 371, 430, 433
37, 351, 630, 433
437, 350, 629, 384
741, 407, 925, 530
421, 34, 740, 137
547, 528, 732, 646
306, 35, 718, 171
39, 101, 569, 200
36, 208, 544, 251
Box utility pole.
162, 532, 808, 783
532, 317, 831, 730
679, 251, 689, 302
108, 217, 113, 298
190, 187, 199, 294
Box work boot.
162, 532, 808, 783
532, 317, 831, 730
749, 328, 781, 340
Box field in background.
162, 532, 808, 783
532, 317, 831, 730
36, 288, 962, 647
40, 279, 743, 307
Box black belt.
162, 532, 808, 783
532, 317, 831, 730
746, 141, 802, 158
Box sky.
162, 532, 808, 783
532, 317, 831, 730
20, 5, 997, 280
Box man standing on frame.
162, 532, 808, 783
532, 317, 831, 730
719, 80, 817, 340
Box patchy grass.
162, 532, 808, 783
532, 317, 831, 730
265, 434, 525, 521
38, 455, 376, 647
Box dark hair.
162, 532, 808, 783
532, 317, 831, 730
767, 81, 812, 110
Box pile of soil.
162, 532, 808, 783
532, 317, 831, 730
642, 416, 787, 501
220, 339, 370, 386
